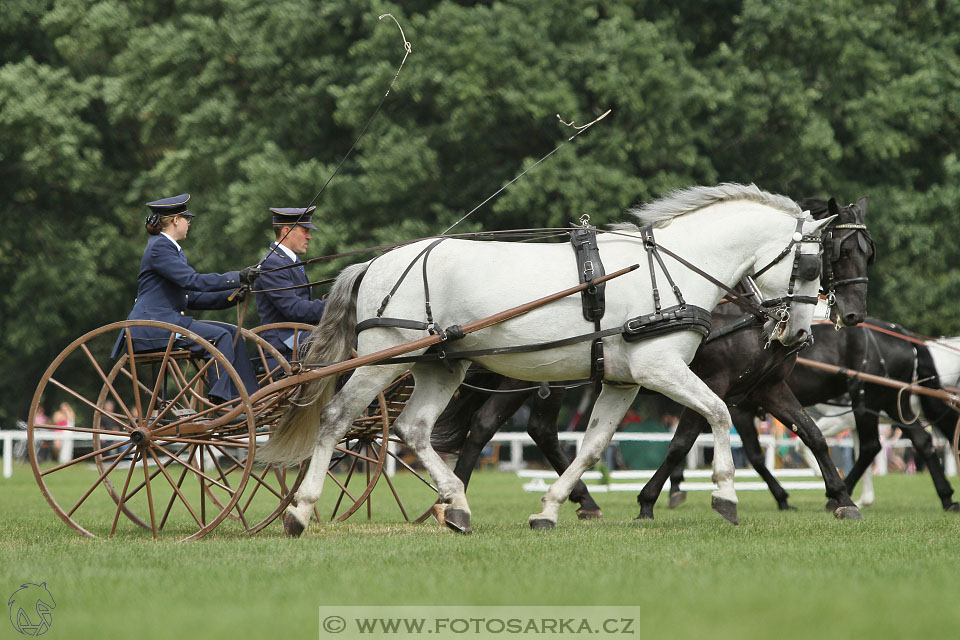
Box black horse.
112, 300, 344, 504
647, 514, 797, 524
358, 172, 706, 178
657, 319, 959, 513
433, 371, 604, 518
433, 196, 872, 520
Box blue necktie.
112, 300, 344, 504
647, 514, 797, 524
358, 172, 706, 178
296, 259, 306, 277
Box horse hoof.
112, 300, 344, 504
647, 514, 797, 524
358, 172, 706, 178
712, 496, 739, 525
636, 503, 655, 520
824, 498, 840, 513
529, 518, 555, 530
444, 508, 473, 534
777, 503, 798, 512
576, 508, 603, 521
281, 510, 305, 538
944, 502, 960, 513
668, 491, 687, 509
834, 505, 863, 520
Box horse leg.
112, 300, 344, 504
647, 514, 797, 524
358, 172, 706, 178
900, 424, 959, 511
759, 383, 861, 519
636, 410, 703, 520
663, 370, 741, 523
731, 405, 794, 511
668, 464, 686, 509
530, 386, 639, 529
282, 364, 409, 537
853, 430, 875, 507
524, 387, 603, 519
639, 363, 741, 524
844, 406, 882, 500
390, 362, 475, 533
452, 381, 530, 493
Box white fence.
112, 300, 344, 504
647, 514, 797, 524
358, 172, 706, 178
480, 430, 956, 492
4, 428, 956, 487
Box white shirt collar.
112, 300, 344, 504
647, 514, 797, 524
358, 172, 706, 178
161, 232, 183, 252
273, 242, 299, 262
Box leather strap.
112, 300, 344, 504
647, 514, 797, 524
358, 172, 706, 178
356, 317, 431, 332
569, 226, 606, 322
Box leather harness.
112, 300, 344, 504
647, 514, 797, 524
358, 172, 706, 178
356, 224, 715, 390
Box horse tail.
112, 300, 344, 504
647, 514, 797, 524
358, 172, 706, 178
257, 261, 370, 465
915, 341, 956, 439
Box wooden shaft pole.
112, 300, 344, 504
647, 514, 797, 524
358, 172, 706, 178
250, 263, 640, 403
796, 356, 960, 403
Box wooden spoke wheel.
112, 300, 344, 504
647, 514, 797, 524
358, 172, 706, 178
240, 325, 435, 528
248, 323, 315, 370
209, 322, 315, 534
953, 414, 960, 483
322, 372, 439, 523
200, 327, 308, 534
28, 320, 256, 541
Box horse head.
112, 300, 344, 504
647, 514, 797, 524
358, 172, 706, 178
752, 214, 836, 347
819, 196, 873, 327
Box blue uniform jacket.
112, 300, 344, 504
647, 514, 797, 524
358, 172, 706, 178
255, 243, 325, 355
122, 234, 242, 351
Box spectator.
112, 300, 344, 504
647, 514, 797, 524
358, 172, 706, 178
52, 401, 76, 464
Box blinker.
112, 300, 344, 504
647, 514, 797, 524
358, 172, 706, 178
796, 253, 821, 281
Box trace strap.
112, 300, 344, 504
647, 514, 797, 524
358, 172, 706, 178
570, 222, 607, 392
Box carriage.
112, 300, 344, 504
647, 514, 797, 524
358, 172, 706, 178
27, 183, 854, 539
25, 265, 637, 541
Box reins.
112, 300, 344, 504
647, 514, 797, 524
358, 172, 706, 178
258, 14, 412, 270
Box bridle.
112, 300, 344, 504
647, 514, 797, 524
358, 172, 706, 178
749, 217, 825, 337
820, 201, 875, 307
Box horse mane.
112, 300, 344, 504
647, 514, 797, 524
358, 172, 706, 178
615, 182, 802, 231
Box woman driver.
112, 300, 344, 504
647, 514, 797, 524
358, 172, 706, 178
115, 193, 260, 404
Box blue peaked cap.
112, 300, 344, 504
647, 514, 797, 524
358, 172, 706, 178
146, 193, 194, 217
270, 206, 317, 230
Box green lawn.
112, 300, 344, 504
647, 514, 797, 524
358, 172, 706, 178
2, 464, 959, 640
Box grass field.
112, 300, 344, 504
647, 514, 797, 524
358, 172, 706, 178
2, 463, 959, 640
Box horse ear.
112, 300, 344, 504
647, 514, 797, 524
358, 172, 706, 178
808, 215, 837, 233
828, 198, 840, 215
856, 196, 868, 217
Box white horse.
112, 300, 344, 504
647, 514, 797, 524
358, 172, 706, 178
261, 183, 833, 535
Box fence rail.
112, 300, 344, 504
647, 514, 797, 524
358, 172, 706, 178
6, 427, 956, 483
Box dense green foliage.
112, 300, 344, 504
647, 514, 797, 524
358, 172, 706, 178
2, 468, 960, 639
2, 0, 959, 422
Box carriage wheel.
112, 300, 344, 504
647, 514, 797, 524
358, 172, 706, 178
249, 323, 315, 370
215, 323, 315, 534
323, 372, 439, 523
92, 326, 292, 534
169, 326, 311, 534
28, 320, 256, 541
952, 415, 960, 483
